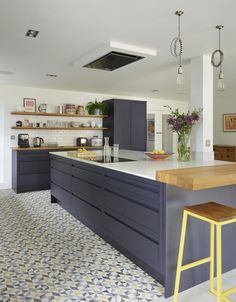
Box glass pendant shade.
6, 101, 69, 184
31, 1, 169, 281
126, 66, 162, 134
176, 65, 184, 85
217, 70, 225, 91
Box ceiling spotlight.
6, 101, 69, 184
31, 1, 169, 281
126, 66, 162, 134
46, 74, 58, 77
170, 10, 184, 86
0, 70, 14, 75
25, 29, 39, 38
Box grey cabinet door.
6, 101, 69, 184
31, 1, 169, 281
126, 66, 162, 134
114, 100, 131, 149
131, 101, 147, 151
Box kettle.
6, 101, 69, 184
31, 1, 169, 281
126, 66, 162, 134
33, 137, 44, 147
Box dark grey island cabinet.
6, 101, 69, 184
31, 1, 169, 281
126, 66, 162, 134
50, 153, 236, 298
103, 99, 147, 151
51, 153, 165, 284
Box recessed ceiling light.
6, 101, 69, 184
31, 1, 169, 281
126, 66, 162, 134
25, 29, 39, 38
151, 89, 159, 92
0, 70, 14, 75
46, 74, 58, 77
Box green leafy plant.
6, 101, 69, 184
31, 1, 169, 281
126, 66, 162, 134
86, 100, 108, 115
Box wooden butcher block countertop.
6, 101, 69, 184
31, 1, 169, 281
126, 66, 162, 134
156, 164, 236, 191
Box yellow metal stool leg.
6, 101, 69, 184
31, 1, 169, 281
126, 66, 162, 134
173, 210, 188, 302
216, 224, 222, 302
210, 223, 215, 293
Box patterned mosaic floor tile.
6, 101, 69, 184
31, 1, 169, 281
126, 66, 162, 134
0, 189, 164, 301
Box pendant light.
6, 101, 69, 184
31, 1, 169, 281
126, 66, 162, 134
211, 25, 225, 91
170, 11, 184, 86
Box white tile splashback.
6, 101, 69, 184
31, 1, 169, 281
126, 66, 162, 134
11, 129, 103, 147
11, 115, 103, 147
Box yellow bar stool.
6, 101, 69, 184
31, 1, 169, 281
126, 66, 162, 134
174, 202, 236, 302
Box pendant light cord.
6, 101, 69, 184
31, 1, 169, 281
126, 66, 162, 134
218, 28, 222, 72
178, 14, 182, 66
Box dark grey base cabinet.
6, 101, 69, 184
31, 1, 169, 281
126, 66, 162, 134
12, 149, 76, 193
50, 154, 165, 285
103, 99, 147, 151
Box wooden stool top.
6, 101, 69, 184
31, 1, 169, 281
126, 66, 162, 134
185, 202, 236, 222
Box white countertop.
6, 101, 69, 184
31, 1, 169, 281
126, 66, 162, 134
50, 150, 230, 181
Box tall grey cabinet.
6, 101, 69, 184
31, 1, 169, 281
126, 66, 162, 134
103, 99, 147, 151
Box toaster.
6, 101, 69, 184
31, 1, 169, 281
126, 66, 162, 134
77, 137, 88, 147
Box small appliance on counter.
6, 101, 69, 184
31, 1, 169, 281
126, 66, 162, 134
33, 137, 44, 147
18, 134, 30, 148
77, 137, 89, 147
16, 120, 22, 127
91, 136, 103, 147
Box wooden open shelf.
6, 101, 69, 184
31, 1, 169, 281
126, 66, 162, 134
11, 126, 107, 130
11, 111, 108, 118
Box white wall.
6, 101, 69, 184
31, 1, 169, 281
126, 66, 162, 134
0, 84, 188, 189
214, 97, 236, 145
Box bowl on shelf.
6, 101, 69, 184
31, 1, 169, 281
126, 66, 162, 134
82, 122, 90, 128
71, 121, 80, 128
144, 152, 174, 160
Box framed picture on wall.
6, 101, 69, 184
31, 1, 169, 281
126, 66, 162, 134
147, 118, 155, 141
223, 114, 236, 132
23, 98, 36, 112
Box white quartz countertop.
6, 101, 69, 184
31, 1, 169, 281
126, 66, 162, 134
50, 150, 231, 181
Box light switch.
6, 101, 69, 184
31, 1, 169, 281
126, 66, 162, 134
205, 140, 211, 147
10, 135, 15, 140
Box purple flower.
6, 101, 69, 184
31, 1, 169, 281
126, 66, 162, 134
192, 113, 200, 121
185, 115, 193, 125
177, 117, 184, 125
167, 117, 175, 125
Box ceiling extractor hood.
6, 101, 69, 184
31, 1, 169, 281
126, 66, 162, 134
83, 51, 143, 71
73, 41, 157, 71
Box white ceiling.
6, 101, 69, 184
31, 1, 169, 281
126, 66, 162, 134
0, 0, 235, 101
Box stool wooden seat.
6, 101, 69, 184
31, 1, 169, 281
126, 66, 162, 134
185, 202, 236, 222
174, 201, 236, 302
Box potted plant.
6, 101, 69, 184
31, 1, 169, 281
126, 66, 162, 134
165, 105, 202, 161
86, 99, 108, 115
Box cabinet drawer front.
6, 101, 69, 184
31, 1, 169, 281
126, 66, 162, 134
215, 152, 235, 161
104, 190, 160, 241
224, 147, 235, 153
72, 176, 103, 210
51, 183, 72, 213
18, 173, 50, 185
223, 153, 235, 161
51, 168, 71, 191
19, 151, 50, 162
104, 213, 160, 268
51, 158, 71, 174
104, 173, 160, 210
72, 166, 103, 187
19, 161, 50, 174
71, 195, 102, 231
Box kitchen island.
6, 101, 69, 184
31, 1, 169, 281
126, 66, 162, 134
50, 150, 236, 298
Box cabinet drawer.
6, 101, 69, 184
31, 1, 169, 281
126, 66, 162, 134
51, 183, 72, 213
104, 190, 160, 241
19, 161, 50, 174
72, 165, 103, 187
71, 195, 103, 231
215, 152, 235, 161
104, 173, 160, 210
104, 213, 160, 269
19, 151, 50, 162
51, 168, 71, 191
72, 176, 103, 210
18, 173, 50, 186
51, 158, 71, 174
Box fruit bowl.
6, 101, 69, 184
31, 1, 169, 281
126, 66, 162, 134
144, 152, 174, 160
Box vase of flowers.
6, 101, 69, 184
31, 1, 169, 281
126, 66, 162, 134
165, 106, 202, 161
